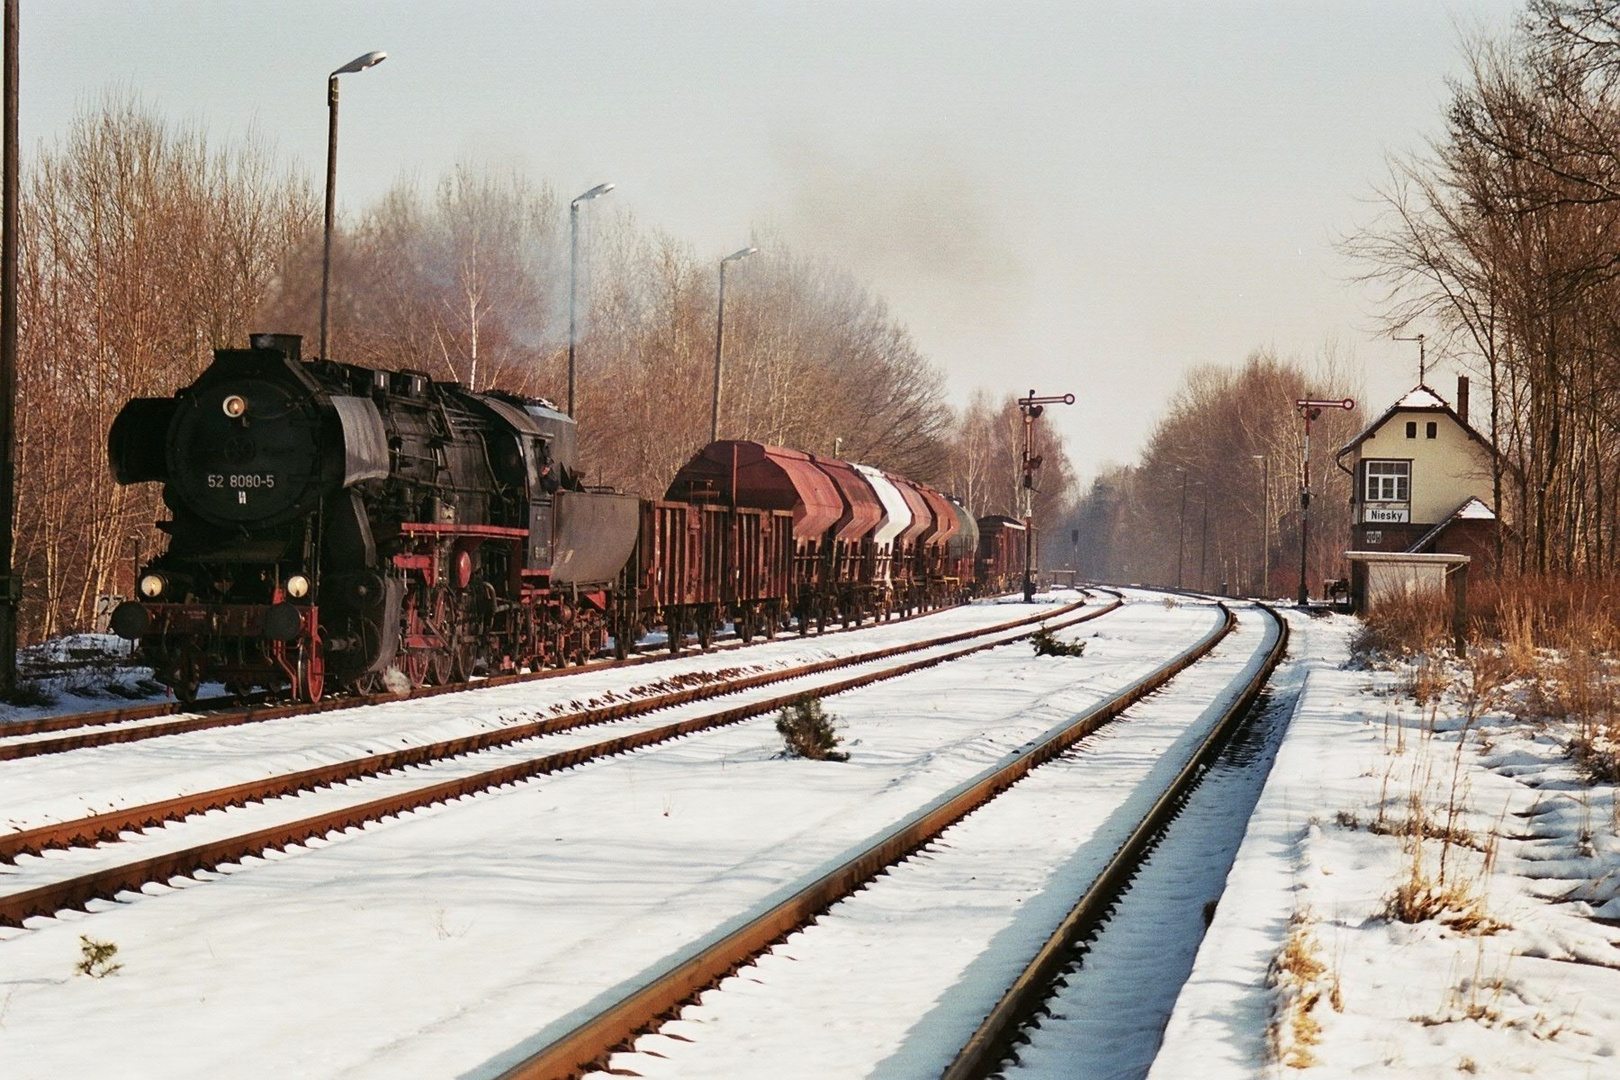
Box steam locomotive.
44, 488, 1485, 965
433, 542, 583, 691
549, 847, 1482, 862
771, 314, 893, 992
107, 334, 1031, 703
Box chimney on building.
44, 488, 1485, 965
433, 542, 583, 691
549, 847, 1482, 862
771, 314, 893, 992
1457, 375, 1470, 426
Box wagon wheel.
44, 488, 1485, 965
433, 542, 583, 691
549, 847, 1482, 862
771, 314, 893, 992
296, 637, 325, 703
169, 649, 202, 706
763, 602, 778, 639
666, 609, 685, 654
696, 606, 714, 651
451, 619, 479, 682
424, 587, 456, 685
401, 596, 429, 689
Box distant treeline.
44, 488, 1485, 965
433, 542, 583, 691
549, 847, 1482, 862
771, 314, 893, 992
1059, 350, 1358, 597
13, 95, 1074, 641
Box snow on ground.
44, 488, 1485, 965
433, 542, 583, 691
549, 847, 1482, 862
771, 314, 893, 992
1151, 610, 1620, 1079
0, 593, 1205, 1080
1003, 617, 1301, 1080
584, 605, 1278, 1078
0, 601, 1112, 903
0, 597, 1087, 834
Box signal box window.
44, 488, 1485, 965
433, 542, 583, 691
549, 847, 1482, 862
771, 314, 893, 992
1365, 460, 1410, 502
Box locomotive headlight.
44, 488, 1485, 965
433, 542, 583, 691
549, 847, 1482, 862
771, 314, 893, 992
138, 574, 165, 599
285, 574, 311, 599
221, 394, 247, 419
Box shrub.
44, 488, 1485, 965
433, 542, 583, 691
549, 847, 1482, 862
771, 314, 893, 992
775, 697, 849, 761
1031, 626, 1087, 657
3, 679, 57, 707
75, 936, 122, 978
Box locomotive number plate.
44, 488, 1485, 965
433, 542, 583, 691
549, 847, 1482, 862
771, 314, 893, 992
207, 474, 277, 490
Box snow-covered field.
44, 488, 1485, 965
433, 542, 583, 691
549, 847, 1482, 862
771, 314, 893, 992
0, 597, 1088, 833
0, 591, 1208, 1079
583, 603, 1278, 1078
10, 596, 1610, 1079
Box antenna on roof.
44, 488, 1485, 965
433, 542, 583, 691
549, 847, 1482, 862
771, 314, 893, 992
1395, 332, 1427, 385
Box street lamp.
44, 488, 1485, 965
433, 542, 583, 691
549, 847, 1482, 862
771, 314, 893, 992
1253, 453, 1270, 595
1176, 468, 1188, 590
319, 49, 387, 361
568, 182, 614, 417
710, 245, 757, 443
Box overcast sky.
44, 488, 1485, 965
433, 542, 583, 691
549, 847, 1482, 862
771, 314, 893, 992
23, 0, 1525, 479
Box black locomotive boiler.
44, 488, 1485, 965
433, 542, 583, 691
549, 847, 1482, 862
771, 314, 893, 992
108, 333, 639, 702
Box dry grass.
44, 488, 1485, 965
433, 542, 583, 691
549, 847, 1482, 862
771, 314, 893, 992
1354, 573, 1620, 664
1352, 588, 1453, 660
1265, 908, 1343, 1069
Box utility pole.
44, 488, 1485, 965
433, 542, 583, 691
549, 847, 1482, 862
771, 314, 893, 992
0, 0, 18, 692
1294, 397, 1355, 606
1176, 469, 1188, 589
1017, 389, 1075, 602
1253, 454, 1270, 596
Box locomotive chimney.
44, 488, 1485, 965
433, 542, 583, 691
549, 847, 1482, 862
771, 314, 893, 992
1456, 375, 1470, 425
249, 333, 302, 362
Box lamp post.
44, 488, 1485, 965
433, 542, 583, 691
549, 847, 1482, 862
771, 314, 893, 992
1253, 453, 1270, 596
319, 49, 387, 361
1176, 468, 1188, 590
567, 182, 614, 417
1199, 494, 1210, 592
0, 0, 16, 692
710, 245, 757, 443
1017, 389, 1076, 602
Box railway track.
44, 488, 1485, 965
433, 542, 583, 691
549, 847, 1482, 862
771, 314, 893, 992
0, 597, 1119, 928
0, 600, 1037, 760
491, 600, 1284, 1080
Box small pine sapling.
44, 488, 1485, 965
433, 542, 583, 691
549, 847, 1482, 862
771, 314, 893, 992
1032, 626, 1087, 657
75, 936, 122, 978
776, 696, 849, 761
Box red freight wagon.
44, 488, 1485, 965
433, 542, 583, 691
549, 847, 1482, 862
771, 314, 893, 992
977, 514, 1031, 597
633, 499, 792, 650
807, 453, 887, 623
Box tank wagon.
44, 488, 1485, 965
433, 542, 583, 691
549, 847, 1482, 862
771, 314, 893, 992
106, 336, 1036, 702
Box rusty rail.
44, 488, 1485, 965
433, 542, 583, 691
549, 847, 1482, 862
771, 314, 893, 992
940, 602, 1289, 1080
0, 600, 1119, 927
488, 601, 1238, 1080
0, 598, 1060, 760
0, 598, 1108, 862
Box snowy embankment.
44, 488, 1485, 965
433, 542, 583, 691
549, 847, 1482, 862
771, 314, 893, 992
1152, 611, 1620, 1078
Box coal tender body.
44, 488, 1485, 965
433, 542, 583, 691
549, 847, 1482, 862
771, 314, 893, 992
108, 334, 638, 702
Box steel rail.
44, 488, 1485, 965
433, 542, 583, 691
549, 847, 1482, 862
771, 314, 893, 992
0, 597, 1049, 758
940, 602, 1290, 1080
488, 602, 1238, 1080
0, 598, 1109, 863
0, 621, 777, 740
0, 601, 1120, 927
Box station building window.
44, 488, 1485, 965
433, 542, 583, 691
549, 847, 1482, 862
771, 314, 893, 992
1426, 421, 1437, 439
1364, 459, 1410, 502
1406, 421, 1417, 438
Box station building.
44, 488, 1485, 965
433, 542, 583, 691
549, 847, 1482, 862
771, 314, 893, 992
1335, 376, 1500, 606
